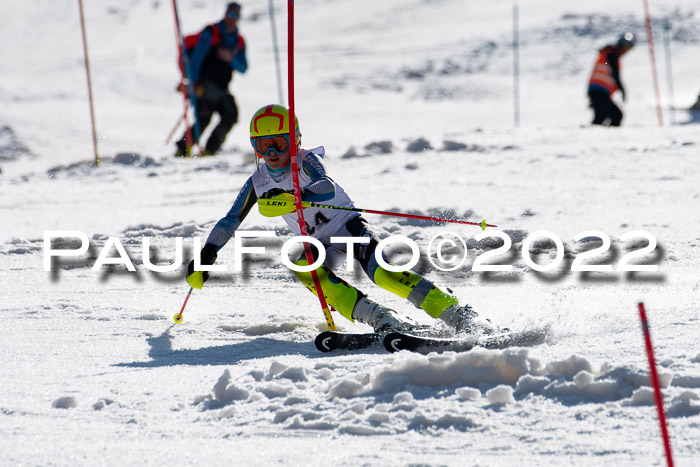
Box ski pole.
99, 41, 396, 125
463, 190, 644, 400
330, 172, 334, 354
173, 286, 193, 324
258, 198, 496, 230
165, 110, 186, 144
308, 202, 496, 230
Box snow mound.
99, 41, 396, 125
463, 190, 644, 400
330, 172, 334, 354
1, 240, 42, 255
185, 346, 699, 436
667, 374, 700, 388
544, 354, 593, 379
573, 370, 595, 389
52, 396, 78, 409
485, 385, 516, 405
621, 387, 655, 406
195, 369, 250, 409
111, 153, 161, 167
455, 387, 481, 400
405, 137, 433, 153
667, 392, 700, 418
0, 125, 33, 162
368, 349, 534, 394
406, 413, 477, 432
46, 154, 165, 179
221, 319, 317, 336
121, 222, 202, 238
667, 401, 700, 418
92, 398, 113, 410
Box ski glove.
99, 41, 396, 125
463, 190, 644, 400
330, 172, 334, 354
186, 243, 218, 289
260, 188, 295, 199
260, 188, 312, 201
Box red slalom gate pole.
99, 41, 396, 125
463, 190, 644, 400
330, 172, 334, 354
170, 0, 192, 153
287, 0, 335, 331
170, 0, 204, 157
642, 0, 664, 126
638, 302, 674, 467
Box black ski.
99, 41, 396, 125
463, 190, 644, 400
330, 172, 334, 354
384, 332, 476, 353
314, 331, 383, 352
384, 328, 547, 354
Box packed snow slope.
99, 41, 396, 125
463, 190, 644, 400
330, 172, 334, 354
1, 0, 700, 465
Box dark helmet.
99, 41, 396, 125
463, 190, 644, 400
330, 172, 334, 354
617, 32, 636, 49
225, 2, 241, 19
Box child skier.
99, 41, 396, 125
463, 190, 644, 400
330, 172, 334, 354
186, 104, 496, 334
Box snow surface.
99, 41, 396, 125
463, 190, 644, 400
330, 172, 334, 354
2, 0, 700, 465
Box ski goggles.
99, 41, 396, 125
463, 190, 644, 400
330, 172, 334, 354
252, 134, 290, 158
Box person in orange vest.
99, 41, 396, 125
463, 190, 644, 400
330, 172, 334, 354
587, 33, 635, 127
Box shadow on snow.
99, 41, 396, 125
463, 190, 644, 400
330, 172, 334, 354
115, 326, 383, 368
115, 327, 315, 367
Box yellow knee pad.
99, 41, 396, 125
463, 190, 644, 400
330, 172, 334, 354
292, 260, 359, 321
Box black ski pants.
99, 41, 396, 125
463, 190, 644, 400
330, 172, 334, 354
177, 81, 239, 154
588, 89, 622, 127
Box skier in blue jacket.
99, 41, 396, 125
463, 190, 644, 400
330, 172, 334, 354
175, 2, 248, 157
186, 105, 497, 335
